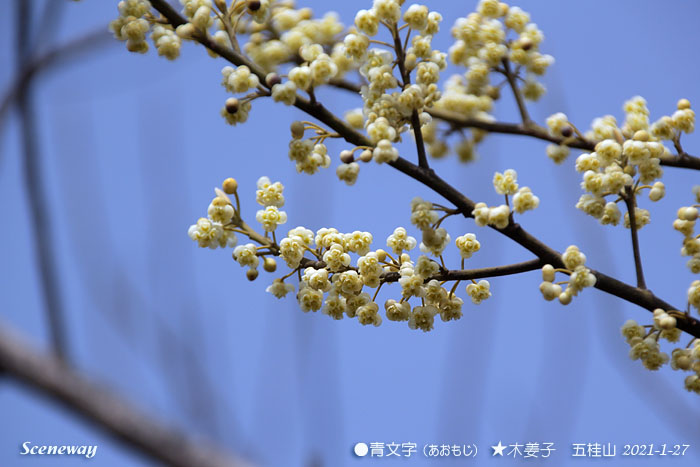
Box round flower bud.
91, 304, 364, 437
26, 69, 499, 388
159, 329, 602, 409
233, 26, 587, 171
375, 249, 387, 262
246, 268, 259, 281
559, 291, 572, 305
340, 150, 355, 164
632, 130, 649, 142
542, 264, 555, 282
404, 53, 417, 71
359, 149, 373, 162
680, 207, 698, 221
290, 121, 305, 139
519, 37, 533, 51
247, 0, 261, 12
176, 23, 195, 39
222, 177, 238, 194
263, 257, 277, 272
225, 97, 239, 114
678, 98, 691, 110
265, 73, 281, 87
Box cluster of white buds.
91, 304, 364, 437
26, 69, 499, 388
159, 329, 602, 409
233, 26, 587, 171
151, 25, 181, 60
410, 197, 439, 230
336, 158, 361, 185
180, 0, 214, 31
650, 99, 695, 140
449, 1, 550, 96
472, 202, 509, 229
335, 133, 404, 185
289, 43, 339, 91
674, 192, 700, 278
466, 280, 491, 305
219, 65, 265, 126
420, 1, 550, 161
546, 98, 692, 230
187, 179, 239, 249
652, 308, 681, 341
255, 177, 287, 232
245, 5, 348, 74
189, 176, 495, 332
621, 319, 670, 371
220, 98, 251, 126
339, 1, 444, 157
473, 169, 539, 229
222, 65, 260, 94
278, 225, 468, 331
689, 281, 700, 314
539, 246, 595, 305
110, 0, 153, 54
406, 197, 453, 258
675, 340, 700, 394
287, 121, 332, 174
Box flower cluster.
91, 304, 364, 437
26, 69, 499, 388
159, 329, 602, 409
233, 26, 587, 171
187, 181, 238, 249
472, 169, 539, 229
111, 0, 187, 57
619, 309, 700, 395
246, 6, 347, 74
281, 225, 469, 331
110, 0, 155, 54
287, 122, 333, 174
112, 0, 700, 395
185, 174, 499, 331
621, 319, 670, 371
288, 43, 339, 91
539, 246, 596, 305
420, 0, 551, 161
255, 176, 287, 232
674, 339, 700, 394
546, 98, 694, 230
674, 192, 700, 279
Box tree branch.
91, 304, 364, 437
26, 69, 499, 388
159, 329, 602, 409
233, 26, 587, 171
15, 0, 69, 360
623, 188, 647, 289
0, 321, 250, 467
390, 23, 429, 170
147, 0, 700, 339
381, 258, 544, 283
0, 28, 111, 134
317, 79, 700, 172
501, 58, 532, 126
426, 108, 700, 170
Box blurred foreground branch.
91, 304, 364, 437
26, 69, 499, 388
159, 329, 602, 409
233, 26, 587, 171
0, 27, 111, 130
0, 321, 250, 467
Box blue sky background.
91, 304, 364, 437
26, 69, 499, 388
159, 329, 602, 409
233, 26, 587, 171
1, 0, 699, 466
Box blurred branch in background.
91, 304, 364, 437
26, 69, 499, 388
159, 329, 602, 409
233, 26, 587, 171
0, 320, 249, 467
14, 0, 69, 360
1, 1, 249, 465
0, 27, 110, 143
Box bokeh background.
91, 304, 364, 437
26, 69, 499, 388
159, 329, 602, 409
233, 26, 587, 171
1, 0, 699, 465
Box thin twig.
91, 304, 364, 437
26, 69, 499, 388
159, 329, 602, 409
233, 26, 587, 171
623, 187, 647, 289
501, 58, 532, 126
390, 23, 429, 169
